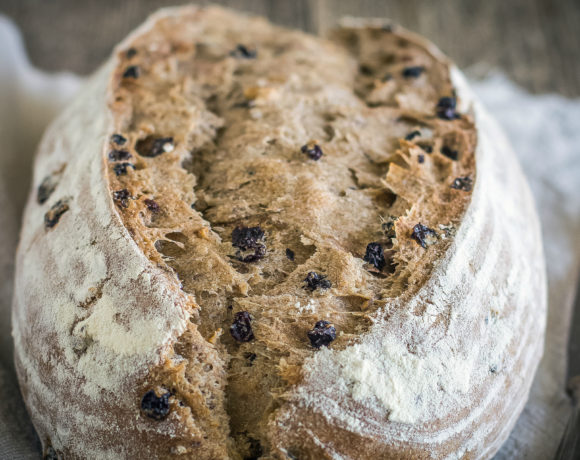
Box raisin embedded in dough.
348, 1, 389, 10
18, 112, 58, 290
230, 44, 257, 59
122, 66, 140, 79
402, 66, 424, 78
307, 321, 336, 348
436, 96, 459, 120
303, 272, 331, 291
230, 311, 255, 342
108, 149, 132, 161
144, 199, 160, 213
411, 223, 438, 248
441, 145, 459, 161
140, 389, 171, 420
231, 226, 266, 262
451, 176, 473, 191
364, 242, 386, 271
300, 142, 323, 161
113, 189, 131, 208
113, 163, 135, 176
44, 200, 69, 229
110, 133, 127, 146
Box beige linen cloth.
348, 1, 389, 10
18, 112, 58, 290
1, 15, 579, 459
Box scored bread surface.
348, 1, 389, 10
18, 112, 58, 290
12, 5, 546, 460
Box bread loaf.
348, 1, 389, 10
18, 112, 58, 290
12, 5, 546, 459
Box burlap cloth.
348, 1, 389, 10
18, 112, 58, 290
1, 15, 579, 459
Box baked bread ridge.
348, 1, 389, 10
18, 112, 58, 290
11, 62, 209, 458
269, 67, 547, 459
11, 5, 546, 460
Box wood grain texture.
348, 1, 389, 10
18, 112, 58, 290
0, 0, 579, 96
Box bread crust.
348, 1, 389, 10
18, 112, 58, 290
12, 5, 546, 459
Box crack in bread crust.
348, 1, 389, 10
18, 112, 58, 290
105, 6, 476, 459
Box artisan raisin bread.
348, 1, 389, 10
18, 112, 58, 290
12, 5, 546, 459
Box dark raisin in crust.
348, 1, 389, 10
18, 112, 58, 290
110, 133, 127, 145
451, 176, 473, 191
113, 189, 131, 208
402, 66, 425, 78
363, 242, 386, 271
303, 272, 331, 291
435, 96, 459, 120
230, 311, 255, 342
122, 66, 140, 79
230, 44, 257, 59
231, 226, 266, 262
113, 163, 135, 176
404, 130, 421, 141
140, 389, 171, 420
37, 175, 58, 205
44, 200, 69, 229
144, 199, 160, 213
108, 149, 132, 161
411, 223, 438, 248
285, 248, 295, 261
300, 143, 323, 161
441, 145, 459, 161
307, 320, 336, 348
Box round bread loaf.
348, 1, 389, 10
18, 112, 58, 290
12, 5, 546, 459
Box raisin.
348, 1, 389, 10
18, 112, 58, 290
421, 144, 433, 153
440, 145, 459, 161
126, 48, 137, 59
44, 200, 69, 229
232, 226, 264, 250
113, 189, 131, 208
402, 66, 425, 78
108, 149, 132, 161
113, 162, 135, 176
451, 176, 473, 191
436, 97, 459, 120
140, 389, 171, 420
364, 242, 386, 271
418, 154, 425, 164
411, 223, 438, 248
232, 226, 266, 262
230, 311, 254, 342
304, 272, 331, 291
144, 199, 160, 213
404, 130, 421, 141
301, 142, 323, 161
308, 320, 336, 348
230, 44, 257, 59
37, 175, 58, 204
122, 65, 140, 79
136, 136, 174, 158
110, 133, 127, 145
285, 248, 295, 261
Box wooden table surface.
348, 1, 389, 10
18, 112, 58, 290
1, 0, 579, 97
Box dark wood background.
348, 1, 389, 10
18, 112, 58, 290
1, 0, 579, 97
